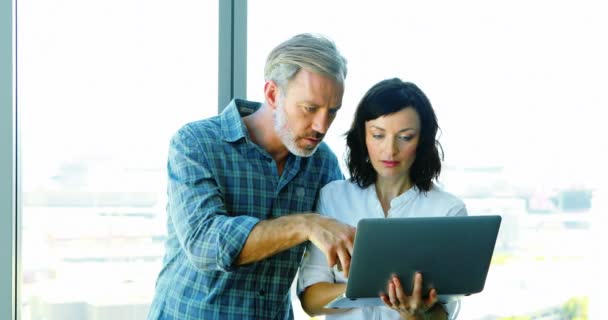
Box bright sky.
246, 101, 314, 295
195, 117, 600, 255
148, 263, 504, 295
247, 0, 608, 189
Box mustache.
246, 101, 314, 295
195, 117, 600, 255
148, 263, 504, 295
303, 132, 324, 140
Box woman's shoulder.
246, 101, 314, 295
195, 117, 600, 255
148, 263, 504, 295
320, 178, 367, 196
424, 183, 466, 207
318, 179, 373, 221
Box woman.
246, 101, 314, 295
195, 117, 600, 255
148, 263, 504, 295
297, 78, 467, 320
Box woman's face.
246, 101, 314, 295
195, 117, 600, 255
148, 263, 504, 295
365, 107, 420, 182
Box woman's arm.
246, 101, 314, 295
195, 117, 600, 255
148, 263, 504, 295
298, 183, 354, 316
300, 282, 351, 316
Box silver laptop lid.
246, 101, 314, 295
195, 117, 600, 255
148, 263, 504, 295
345, 215, 502, 299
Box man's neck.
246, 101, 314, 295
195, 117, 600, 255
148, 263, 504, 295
243, 103, 290, 164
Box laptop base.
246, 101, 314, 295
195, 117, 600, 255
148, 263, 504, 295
326, 295, 383, 309
325, 294, 464, 309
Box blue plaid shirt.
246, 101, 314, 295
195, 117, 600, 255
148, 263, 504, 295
148, 99, 343, 320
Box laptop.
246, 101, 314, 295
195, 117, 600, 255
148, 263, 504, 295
326, 215, 502, 308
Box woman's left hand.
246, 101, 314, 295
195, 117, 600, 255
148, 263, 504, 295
379, 272, 439, 320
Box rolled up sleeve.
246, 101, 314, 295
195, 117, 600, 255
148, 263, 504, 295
168, 126, 260, 272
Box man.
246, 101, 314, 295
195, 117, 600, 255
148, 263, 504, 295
147, 33, 355, 320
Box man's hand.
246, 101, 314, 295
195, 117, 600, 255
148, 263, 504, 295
306, 214, 356, 277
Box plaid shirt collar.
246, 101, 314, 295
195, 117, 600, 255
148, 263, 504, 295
220, 99, 261, 143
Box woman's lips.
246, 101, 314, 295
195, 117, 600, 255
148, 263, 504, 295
381, 160, 399, 168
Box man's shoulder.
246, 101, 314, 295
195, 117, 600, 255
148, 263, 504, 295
179, 116, 222, 136
174, 101, 251, 145
312, 141, 334, 155
309, 142, 339, 164
172, 116, 224, 146
306, 142, 343, 180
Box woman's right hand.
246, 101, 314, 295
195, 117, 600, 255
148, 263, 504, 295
380, 273, 447, 320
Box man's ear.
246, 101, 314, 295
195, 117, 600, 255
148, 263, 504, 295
264, 80, 280, 110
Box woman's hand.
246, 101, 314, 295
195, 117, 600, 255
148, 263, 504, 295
380, 272, 445, 320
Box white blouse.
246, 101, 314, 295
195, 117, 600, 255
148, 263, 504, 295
297, 180, 467, 320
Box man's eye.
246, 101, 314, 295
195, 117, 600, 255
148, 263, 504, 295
304, 106, 317, 112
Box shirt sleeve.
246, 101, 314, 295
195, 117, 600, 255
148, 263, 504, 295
297, 187, 337, 296
167, 125, 260, 272
297, 243, 337, 296
447, 202, 468, 217
444, 200, 467, 316
444, 299, 461, 320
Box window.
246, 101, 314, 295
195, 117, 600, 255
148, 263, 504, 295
18, 1, 218, 318
9, 1, 607, 319
248, 1, 607, 319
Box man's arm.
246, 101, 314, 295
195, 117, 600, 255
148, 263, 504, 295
168, 125, 354, 273
168, 126, 261, 272
236, 213, 356, 276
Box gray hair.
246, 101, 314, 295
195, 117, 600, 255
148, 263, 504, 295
264, 33, 348, 93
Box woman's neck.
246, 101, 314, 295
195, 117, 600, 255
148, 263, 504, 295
375, 176, 413, 216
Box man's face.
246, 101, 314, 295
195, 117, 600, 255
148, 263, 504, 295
272, 69, 344, 157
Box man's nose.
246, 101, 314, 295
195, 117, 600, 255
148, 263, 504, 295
311, 111, 331, 134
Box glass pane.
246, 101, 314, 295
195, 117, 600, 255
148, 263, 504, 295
18, 1, 218, 319
248, 1, 608, 319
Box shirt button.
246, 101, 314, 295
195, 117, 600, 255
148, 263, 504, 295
258, 289, 265, 296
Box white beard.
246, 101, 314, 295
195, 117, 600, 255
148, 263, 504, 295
273, 102, 318, 157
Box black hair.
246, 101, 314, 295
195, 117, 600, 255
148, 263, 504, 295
345, 78, 442, 191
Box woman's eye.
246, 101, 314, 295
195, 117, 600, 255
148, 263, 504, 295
372, 134, 384, 139
399, 136, 413, 141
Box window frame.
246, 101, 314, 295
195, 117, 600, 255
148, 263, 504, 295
1, 0, 248, 319
218, 0, 247, 112
1, 0, 17, 318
